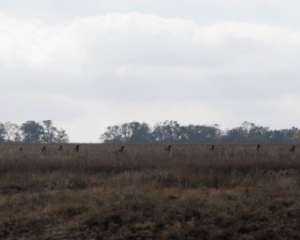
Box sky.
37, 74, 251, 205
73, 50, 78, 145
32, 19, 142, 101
1, 0, 300, 142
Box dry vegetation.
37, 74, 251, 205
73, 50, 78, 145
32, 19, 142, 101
1, 144, 300, 240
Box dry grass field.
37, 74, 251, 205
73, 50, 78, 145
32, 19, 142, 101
1, 144, 300, 240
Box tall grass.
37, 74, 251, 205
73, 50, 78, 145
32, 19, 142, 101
0, 144, 299, 173
1, 144, 300, 240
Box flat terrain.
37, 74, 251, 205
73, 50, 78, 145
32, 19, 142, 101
0, 144, 300, 240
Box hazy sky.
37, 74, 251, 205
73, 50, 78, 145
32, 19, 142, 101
1, 0, 300, 142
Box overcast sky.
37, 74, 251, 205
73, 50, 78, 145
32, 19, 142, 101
1, 0, 300, 142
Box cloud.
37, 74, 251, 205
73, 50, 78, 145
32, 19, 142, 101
1, 0, 298, 27
1, 11, 300, 140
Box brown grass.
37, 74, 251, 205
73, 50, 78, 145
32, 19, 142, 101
1, 144, 300, 239
0, 144, 299, 172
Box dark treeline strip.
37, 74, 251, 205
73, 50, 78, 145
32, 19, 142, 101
101, 121, 300, 144
0, 120, 69, 144
1, 120, 299, 144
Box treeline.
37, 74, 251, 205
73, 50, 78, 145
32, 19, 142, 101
101, 121, 300, 144
1, 120, 299, 144
0, 120, 69, 144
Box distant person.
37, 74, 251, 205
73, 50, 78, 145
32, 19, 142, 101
165, 145, 172, 153
119, 145, 125, 153
75, 145, 80, 152
41, 146, 47, 153
256, 144, 261, 152
290, 145, 296, 153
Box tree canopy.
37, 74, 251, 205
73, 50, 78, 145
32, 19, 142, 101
0, 120, 299, 144
101, 121, 300, 144
0, 120, 69, 144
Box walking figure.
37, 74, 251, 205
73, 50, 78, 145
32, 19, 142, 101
75, 145, 80, 152
119, 145, 125, 153
165, 145, 172, 153
256, 144, 261, 152
210, 144, 215, 152
19, 147, 23, 152
41, 146, 47, 153
290, 145, 296, 153
58, 145, 63, 151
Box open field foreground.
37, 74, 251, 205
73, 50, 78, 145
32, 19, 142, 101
1, 144, 300, 239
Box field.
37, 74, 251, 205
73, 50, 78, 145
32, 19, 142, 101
1, 144, 300, 240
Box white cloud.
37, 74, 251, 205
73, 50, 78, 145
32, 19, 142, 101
1, 10, 300, 141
